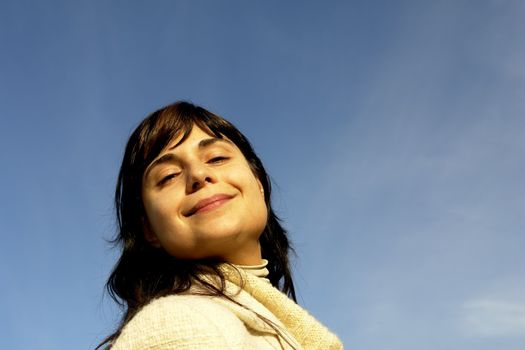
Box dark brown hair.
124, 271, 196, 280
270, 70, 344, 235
98, 101, 296, 348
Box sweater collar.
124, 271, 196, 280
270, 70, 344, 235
220, 264, 344, 349
233, 259, 270, 283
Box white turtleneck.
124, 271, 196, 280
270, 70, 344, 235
233, 259, 270, 283
112, 258, 344, 349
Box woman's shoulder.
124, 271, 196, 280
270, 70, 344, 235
111, 294, 250, 350
134, 292, 235, 315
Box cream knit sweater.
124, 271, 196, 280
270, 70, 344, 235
111, 262, 343, 349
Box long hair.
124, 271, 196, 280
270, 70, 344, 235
98, 101, 296, 348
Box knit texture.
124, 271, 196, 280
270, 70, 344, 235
221, 264, 343, 350
110, 266, 344, 349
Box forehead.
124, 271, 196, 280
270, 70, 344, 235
146, 126, 234, 168
162, 125, 233, 153
167, 126, 214, 149
142, 126, 240, 180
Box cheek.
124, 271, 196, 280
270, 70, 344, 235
233, 172, 263, 202
249, 191, 268, 239
223, 168, 267, 218
243, 175, 268, 224
143, 192, 183, 234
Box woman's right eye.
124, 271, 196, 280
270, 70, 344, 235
158, 173, 179, 186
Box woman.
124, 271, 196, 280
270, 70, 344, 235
99, 101, 343, 349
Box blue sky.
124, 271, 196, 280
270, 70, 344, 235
1, 1, 524, 349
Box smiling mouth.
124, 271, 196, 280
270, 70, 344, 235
186, 194, 234, 216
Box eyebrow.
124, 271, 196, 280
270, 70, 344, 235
174, 137, 233, 151
144, 137, 234, 179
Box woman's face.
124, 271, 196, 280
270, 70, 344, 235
141, 125, 268, 264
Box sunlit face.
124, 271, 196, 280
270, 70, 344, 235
141, 125, 268, 265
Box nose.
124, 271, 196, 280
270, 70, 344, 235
186, 163, 215, 193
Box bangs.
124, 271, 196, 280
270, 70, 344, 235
136, 104, 227, 175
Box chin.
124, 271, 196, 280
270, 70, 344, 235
201, 219, 263, 243
200, 222, 245, 240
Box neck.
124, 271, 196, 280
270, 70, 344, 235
233, 259, 269, 282
222, 240, 262, 265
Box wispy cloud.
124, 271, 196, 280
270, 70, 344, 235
460, 298, 525, 337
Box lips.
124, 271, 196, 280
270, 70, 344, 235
185, 194, 234, 216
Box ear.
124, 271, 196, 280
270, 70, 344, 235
142, 218, 162, 248
257, 179, 265, 196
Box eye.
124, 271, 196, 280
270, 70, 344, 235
158, 172, 180, 186
208, 156, 229, 164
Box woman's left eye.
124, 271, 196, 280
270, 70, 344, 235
208, 156, 228, 163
